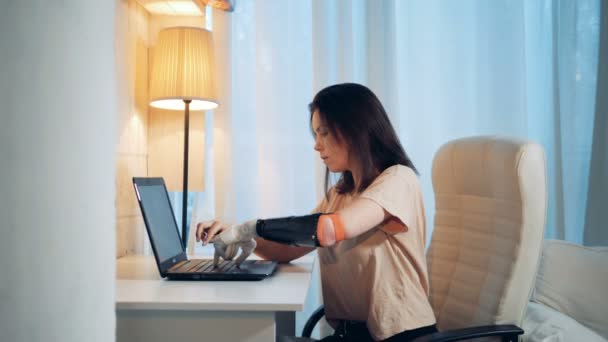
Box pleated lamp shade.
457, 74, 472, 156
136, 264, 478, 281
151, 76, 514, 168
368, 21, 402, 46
149, 26, 218, 110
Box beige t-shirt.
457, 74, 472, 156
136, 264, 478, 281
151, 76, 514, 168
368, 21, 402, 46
314, 165, 436, 341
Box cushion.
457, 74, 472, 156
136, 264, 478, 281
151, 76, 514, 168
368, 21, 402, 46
522, 302, 606, 342
532, 240, 608, 339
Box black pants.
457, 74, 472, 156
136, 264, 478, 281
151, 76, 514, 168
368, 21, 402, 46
318, 321, 438, 342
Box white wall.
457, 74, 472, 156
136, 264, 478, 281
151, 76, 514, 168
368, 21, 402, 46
115, 0, 151, 258
114, 2, 207, 258
0, 1, 117, 341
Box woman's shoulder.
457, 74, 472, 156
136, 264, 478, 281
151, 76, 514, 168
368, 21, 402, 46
378, 164, 417, 181
363, 165, 419, 194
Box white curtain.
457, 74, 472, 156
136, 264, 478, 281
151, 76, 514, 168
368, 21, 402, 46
195, 0, 604, 337
310, 0, 603, 246
207, 0, 603, 243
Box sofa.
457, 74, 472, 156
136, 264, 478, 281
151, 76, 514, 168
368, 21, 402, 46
522, 240, 608, 342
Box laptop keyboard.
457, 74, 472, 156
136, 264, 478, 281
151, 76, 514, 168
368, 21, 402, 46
168, 259, 238, 274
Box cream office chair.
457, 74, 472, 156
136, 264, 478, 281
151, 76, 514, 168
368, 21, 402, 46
415, 136, 547, 341
297, 136, 547, 341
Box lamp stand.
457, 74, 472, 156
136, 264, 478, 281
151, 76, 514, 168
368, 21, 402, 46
182, 99, 192, 248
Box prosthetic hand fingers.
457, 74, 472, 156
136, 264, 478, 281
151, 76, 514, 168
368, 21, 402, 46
223, 243, 239, 260
213, 248, 222, 267
234, 239, 257, 268
212, 239, 240, 267
212, 240, 228, 267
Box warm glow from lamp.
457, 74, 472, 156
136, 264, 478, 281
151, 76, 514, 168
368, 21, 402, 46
140, 0, 204, 16
150, 99, 217, 111
149, 26, 218, 110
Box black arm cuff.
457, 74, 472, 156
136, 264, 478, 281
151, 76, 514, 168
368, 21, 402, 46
255, 213, 323, 247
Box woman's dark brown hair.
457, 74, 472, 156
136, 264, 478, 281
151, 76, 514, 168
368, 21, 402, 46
309, 83, 418, 197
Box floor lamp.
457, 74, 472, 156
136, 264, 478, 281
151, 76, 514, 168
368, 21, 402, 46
149, 26, 217, 247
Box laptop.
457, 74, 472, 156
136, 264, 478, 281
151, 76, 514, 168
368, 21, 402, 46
132, 177, 278, 281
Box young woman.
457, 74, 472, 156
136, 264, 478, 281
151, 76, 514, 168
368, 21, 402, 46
196, 83, 437, 341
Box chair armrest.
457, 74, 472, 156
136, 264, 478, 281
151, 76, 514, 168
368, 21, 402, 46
301, 305, 326, 338
410, 324, 524, 342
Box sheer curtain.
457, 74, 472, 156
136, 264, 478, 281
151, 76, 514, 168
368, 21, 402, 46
208, 0, 603, 243
310, 0, 603, 245
211, 0, 318, 224
197, 0, 604, 337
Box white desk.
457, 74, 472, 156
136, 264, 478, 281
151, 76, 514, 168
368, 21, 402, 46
116, 255, 314, 342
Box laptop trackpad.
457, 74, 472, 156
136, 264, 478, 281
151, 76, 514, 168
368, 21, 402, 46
235, 260, 277, 275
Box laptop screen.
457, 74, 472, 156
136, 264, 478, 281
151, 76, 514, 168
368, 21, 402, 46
135, 181, 183, 263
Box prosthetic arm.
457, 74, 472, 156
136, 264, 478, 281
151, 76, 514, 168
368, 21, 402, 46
213, 213, 346, 266
256, 213, 344, 247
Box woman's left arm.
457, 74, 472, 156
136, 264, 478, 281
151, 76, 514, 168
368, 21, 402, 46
318, 198, 390, 246
213, 195, 397, 249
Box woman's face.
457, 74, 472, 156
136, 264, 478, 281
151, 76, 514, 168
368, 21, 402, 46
312, 110, 350, 172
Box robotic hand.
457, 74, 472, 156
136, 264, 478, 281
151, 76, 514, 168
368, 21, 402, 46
211, 220, 258, 268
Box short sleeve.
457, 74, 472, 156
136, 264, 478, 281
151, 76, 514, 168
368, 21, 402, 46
359, 165, 418, 234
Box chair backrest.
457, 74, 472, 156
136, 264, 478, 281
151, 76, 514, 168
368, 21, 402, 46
427, 136, 547, 331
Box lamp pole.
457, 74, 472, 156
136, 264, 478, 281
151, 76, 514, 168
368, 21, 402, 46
182, 99, 192, 248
